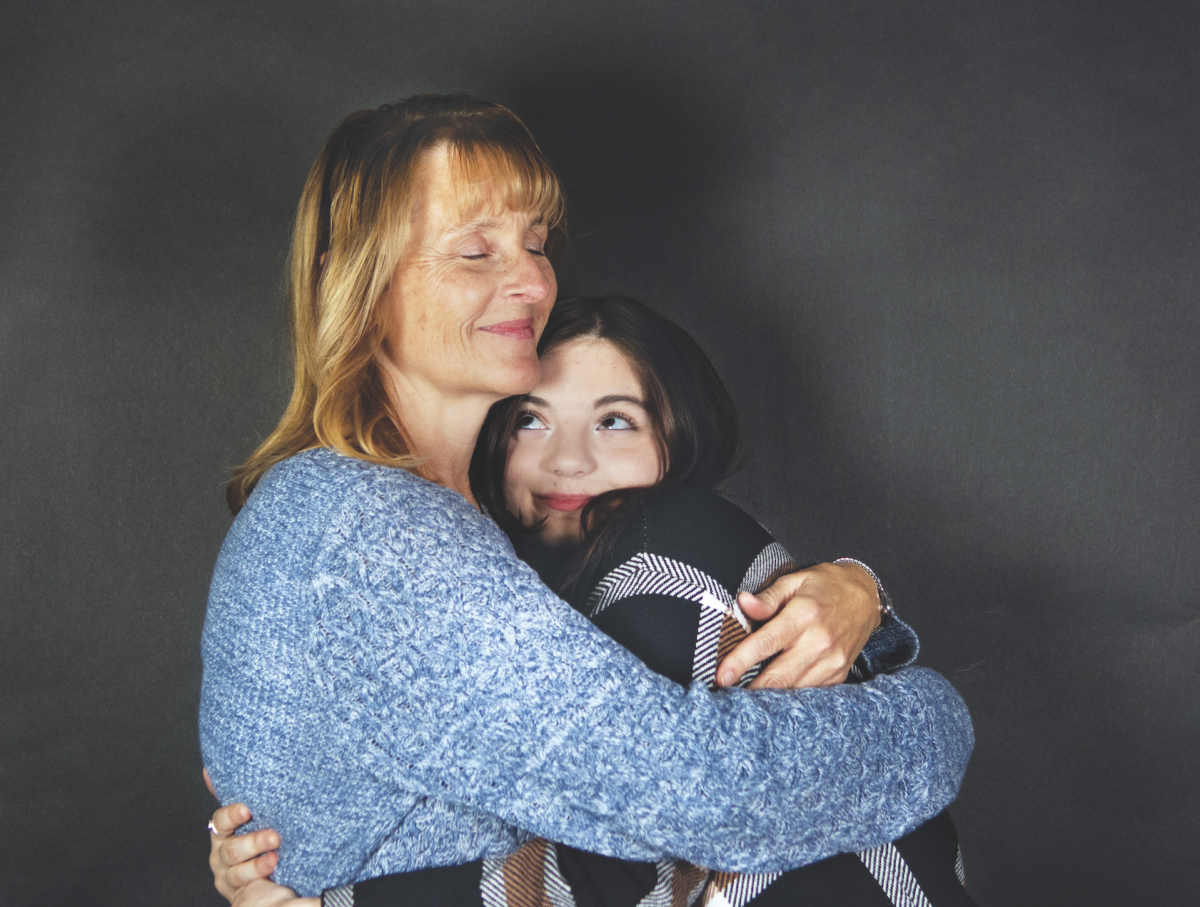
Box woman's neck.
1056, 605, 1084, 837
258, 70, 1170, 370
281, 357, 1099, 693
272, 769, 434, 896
379, 366, 498, 506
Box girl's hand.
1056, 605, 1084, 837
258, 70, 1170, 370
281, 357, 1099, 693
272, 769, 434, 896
717, 560, 880, 689
231, 879, 319, 907
205, 769, 283, 902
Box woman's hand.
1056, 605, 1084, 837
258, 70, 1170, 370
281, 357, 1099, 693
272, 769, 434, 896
205, 769, 283, 902
716, 560, 880, 689
231, 879, 319, 907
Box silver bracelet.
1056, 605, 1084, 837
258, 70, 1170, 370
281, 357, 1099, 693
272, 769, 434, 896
833, 557, 894, 627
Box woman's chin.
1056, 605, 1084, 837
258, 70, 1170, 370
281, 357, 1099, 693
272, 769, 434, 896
492, 358, 542, 396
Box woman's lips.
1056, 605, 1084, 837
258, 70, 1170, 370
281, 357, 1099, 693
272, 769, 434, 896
536, 493, 594, 512
479, 318, 535, 340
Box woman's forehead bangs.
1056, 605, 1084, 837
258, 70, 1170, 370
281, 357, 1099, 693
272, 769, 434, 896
443, 139, 566, 228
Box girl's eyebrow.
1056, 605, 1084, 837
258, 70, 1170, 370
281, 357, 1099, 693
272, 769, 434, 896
594, 394, 644, 408
524, 395, 550, 407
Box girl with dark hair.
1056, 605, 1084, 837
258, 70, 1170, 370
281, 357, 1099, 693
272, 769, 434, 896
470, 294, 746, 598
212, 297, 974, 907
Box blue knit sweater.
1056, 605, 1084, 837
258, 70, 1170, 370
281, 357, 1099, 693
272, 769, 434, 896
199, 449, 973, 897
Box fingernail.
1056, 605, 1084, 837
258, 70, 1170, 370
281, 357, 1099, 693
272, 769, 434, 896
717, 669, 734, 687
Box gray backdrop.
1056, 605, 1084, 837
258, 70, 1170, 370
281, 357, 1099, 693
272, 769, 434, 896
2, 1, 1197, 904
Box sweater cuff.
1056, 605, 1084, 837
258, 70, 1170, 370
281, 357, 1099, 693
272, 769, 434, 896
858, 617, 920, 677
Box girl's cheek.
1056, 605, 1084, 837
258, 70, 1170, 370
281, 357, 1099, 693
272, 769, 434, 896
612, 445, 661, 486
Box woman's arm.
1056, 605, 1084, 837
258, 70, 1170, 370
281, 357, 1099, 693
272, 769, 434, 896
202, 457, 971, 892
208, 484, 944, 906
314, 475, 970, 866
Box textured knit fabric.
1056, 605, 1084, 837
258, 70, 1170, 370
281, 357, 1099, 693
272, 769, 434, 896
346, 486, 972, 907
200, 449, 974, 897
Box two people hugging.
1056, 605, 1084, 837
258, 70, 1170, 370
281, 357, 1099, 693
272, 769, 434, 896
201, 94, 976, 907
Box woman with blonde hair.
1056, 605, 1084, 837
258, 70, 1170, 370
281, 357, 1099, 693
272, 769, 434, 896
200, 94, 973, 900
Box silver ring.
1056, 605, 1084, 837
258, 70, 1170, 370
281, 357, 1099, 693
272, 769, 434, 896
208, 819, 221, 836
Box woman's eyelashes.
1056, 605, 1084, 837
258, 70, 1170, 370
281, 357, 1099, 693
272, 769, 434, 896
461, 244, 544, 262
457, 224, 544, 260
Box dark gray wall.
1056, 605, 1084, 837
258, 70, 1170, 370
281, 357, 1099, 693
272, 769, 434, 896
2, 1, 1196, 904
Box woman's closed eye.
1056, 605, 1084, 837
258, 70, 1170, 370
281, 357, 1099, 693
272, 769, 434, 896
460, 242, 492, 260
597, 413, 636, 431
463, 245, 544, 261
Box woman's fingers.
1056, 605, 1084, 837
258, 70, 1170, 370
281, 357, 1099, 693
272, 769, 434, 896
208, 801, 280, 901
750, 639, 851, 689
716, 562, 878, 689
230, 878, 318, 907
219, 828, 281, 870
221, 843, 280, 890
211, 828, 280, 899
210, 802, 253, 837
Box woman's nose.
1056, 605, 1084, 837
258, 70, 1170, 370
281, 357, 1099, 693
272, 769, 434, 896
504, 247, 553, 304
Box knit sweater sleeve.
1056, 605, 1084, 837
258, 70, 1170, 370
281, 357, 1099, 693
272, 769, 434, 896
306, 469, 973, 877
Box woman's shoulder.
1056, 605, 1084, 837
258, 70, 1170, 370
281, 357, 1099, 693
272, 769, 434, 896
256, 448, 468, 512
237, 450, 536, 620
260, 447, 421, 490
249, 448, 503, 554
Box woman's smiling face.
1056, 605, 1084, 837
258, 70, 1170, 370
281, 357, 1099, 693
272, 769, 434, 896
377, 144, 557, 407
503, 338, 663, 545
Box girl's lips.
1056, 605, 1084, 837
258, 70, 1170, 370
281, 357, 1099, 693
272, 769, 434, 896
479, 318, 535, 340
536, 493, 594, 512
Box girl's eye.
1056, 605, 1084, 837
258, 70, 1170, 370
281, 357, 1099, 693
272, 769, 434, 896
517, 412, 548, 430
597, 414, 635, 431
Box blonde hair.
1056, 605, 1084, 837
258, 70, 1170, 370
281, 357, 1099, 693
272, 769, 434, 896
226, 95, 568, 512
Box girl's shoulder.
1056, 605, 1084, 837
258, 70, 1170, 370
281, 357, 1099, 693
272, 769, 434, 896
596, 485, 797, 601
643, 484, 779, 555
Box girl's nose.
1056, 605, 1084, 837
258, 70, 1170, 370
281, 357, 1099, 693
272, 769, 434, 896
546, 430, 595, 478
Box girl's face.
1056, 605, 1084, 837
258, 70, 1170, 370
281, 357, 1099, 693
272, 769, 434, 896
503, 338, 663, 545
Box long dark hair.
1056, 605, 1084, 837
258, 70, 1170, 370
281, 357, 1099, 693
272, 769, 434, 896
470, 295, 743, 599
